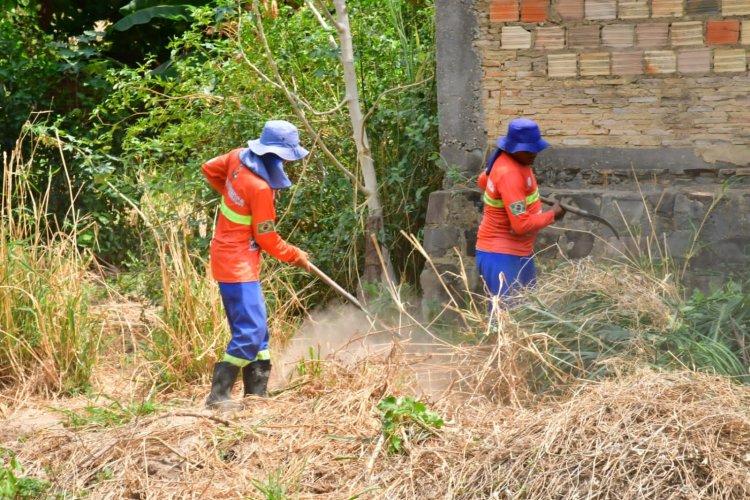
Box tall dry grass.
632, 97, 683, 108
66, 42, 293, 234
147, 221, 227, 386
0, 133, 101, 394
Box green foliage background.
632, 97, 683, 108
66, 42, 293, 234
2, 0, 440, 294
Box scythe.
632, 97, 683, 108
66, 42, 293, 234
541, 195, 621, 240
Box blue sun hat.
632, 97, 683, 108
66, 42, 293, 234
239, 120, 309, 189
247, 120, 309, 161
486, 118, 550, 174
496, 118, 549, 154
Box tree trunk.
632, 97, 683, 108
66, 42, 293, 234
331, 0, 396, 287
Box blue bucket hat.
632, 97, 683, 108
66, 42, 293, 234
247, 120, 309, 161
496, 118, 550, 154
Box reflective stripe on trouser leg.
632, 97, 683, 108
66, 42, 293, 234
218, 281, 270, 367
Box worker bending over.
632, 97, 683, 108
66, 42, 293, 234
202, 120, 310, 410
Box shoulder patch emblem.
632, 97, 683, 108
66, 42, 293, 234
509, 201, 526, 216
257, 220, 275, 234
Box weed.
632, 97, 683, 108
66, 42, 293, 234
0, 450, 50, 499
52, 397, 158, 429
147, 226, 227, 387
252, 466, 299, 500
295, 345, 322, 378
658, 280, 750, 381
377, 395, 444, 454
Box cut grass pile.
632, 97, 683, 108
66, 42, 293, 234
4, 352, 750, 499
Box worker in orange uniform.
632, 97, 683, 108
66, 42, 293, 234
201, 120, 310, 410
476, 118, 565, 309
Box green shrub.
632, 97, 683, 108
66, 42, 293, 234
504, 263, 750, 391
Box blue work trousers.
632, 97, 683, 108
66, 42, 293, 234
218, 281, 270, 366
476, 250, 536, 307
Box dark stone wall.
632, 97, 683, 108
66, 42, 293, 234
435, 0, 487, 182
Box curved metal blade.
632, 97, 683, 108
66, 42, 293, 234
541, 195, 620, 240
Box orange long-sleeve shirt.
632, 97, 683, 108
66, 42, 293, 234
476, 152, 555, 257
202, 149, 304, 282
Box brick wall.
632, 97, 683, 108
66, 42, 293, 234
481, 0, 750, 148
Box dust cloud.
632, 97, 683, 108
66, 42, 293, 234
274, 301, 461, 401
275, 302, 392, 380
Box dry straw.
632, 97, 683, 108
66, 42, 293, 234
5, 247, 750, 498
11, 355, 750, 499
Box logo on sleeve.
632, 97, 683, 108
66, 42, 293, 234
257, 220, 275, 234
509, 200, 526, 216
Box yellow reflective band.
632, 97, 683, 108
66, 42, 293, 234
483, 189, 540, 209
223, 350, 271, 367
483, 192, 505, 208
223, 353, 250, 367
252, 350, 271, 362
221, 198, 252, 226
526, 189, 539, 204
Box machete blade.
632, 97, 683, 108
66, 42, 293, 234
541, 195, 620, 240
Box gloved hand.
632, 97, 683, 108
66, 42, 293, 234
291, 250, 311, 271
551, 200, 566, 221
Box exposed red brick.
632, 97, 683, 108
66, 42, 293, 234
555, 0, 584, 20
707, 19, 740, 45
490, 0, 519, 21
612, 51, 643, 75
522, 0, 548, 21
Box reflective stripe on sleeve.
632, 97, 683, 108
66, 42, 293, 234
221, 197, 252, 226
483, 192, 505, 208
483, 189, 540, 209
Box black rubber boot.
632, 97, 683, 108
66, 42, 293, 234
242, 359, 272, 397
205, 361, 241, 410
